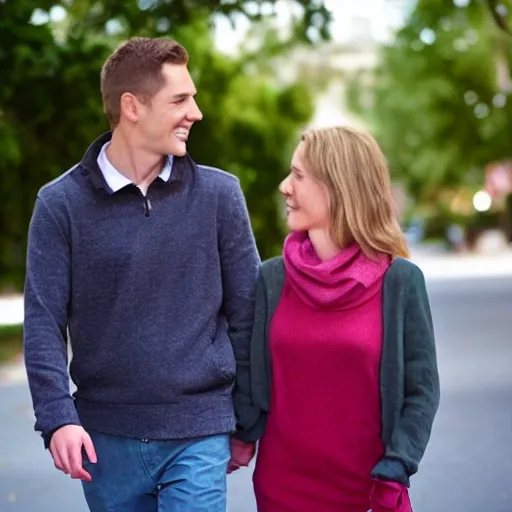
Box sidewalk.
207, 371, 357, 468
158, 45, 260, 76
0, 294, 23, 326
1, 251, 511, 325
410, 248, 512, 280
0, 353, 26, 386
1, 249, 511, 385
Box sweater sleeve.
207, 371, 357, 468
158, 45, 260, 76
372, 265, 440, 485
233, 273, 267, 442
217, 178, 260, 438
24, 195, 81, 447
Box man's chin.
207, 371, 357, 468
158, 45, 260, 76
169, 142, 187, 157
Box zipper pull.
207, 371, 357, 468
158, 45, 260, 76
144, 196, 152, 217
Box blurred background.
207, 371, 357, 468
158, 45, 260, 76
0, 0, 511, 511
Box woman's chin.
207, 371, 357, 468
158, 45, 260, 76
286, 219, 306, 232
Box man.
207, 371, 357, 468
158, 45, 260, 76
23, 36, 260, 511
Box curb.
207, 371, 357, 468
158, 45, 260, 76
0, 359, 26, 386
1, 253, 511, 384
411, 253, 512, 280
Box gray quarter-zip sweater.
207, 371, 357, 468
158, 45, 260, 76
24, 132, 260, 447
233, 256, 440, 486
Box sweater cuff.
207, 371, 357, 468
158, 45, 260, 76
37, 397, 82, 449
233, 412, 267, 443
42, 422, 81, 449
371, 457, 410, 487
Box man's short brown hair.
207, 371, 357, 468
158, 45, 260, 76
100, 37, 189, 128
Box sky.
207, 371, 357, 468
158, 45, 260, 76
31, 0, 414, 53
214, 0, 414, 54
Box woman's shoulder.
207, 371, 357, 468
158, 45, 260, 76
259, 256, 285, 291
261, 256, 284, 275
385, 257, 425, 282
383, 257, 429, 306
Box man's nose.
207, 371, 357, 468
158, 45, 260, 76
187, 98, 203, 122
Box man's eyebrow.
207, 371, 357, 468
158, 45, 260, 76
171, 92, 196, 101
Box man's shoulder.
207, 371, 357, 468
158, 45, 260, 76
38, 163, 82, 204
196, 164, 240, 191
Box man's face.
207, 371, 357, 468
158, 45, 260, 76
132, 63, 203, 156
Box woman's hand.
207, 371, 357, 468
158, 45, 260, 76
227, 437, 256, 474
369, 479, 413, 512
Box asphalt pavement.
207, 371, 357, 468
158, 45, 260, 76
1, 273, 512, 511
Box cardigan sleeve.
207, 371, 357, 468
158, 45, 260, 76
232, 272, 267, 443
372, 265, 440, 485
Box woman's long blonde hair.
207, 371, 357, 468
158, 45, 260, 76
300, 125, 409, 259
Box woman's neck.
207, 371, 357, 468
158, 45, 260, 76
308, 229, 342, 262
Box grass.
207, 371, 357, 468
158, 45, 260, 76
0, 324, 23, 364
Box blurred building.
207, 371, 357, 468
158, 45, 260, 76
382, 0, 416, 38
325, 0, 415, 44
277, 0, 415, 127
214, 0, 415, 129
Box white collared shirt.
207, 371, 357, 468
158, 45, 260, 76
97, 142, 173, 195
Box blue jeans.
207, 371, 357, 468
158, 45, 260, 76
82, 430, 230, 512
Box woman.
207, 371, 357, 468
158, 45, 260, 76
230, 126, 440, 512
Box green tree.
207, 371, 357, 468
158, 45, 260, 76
169, 17, 316, 258
346, 0, 512, 208
0, 0, 328, 289
0, 3, 112, 290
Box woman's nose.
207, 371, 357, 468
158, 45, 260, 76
279, 175, 292, 196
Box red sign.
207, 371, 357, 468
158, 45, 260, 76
485, 162, 512, 198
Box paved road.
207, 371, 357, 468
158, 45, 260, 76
1, 275, 512, 512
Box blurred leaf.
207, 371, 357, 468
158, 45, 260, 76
0, 0, 322, 288
347, 0, 512, 209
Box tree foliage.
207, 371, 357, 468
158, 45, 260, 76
0, 0, 327, 289
346, 0, 512, 211
64, 0, 331, 41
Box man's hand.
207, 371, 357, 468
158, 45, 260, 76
227, 437, 256, 474
49, 425, 97, 482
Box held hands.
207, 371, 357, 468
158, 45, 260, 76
227, 437, 256, 474
369, 479, 413, 512
49, 425, 97, 482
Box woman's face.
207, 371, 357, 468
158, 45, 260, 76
279, 142, 330, 233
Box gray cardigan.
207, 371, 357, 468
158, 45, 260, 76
233, 256, 440, 486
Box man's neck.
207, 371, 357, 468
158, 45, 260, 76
106, 130, 165, 187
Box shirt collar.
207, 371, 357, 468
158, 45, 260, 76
97, 142, 173, 193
